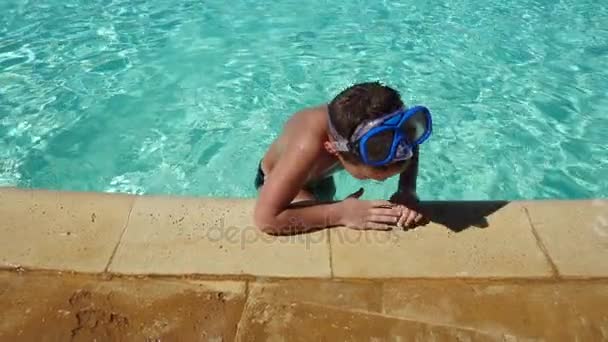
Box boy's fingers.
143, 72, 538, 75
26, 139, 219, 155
367, 215, 399, 224
419, 215, 431, 226
370, 208, 402, 217
414, 213, 423, 223
397, 213, 407, 229
346, 187, 364, 199
405, 210, 418, 227
371, 200, 395, 208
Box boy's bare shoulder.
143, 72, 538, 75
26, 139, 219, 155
294, 103, 328, 113
285, 104, 329, 130
302, 104, 329, 114
276, 105, 329, 157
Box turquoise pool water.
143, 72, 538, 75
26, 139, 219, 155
1, 0, 607, 200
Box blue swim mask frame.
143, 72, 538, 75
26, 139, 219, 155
328, 106, 433, 166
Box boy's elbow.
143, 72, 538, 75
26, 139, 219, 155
253, 209, 280, 235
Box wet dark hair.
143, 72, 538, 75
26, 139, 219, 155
328, 81, 404, 164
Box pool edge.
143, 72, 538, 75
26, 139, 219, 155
1, 187, 607, 279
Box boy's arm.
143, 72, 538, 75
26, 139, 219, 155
253, 139, 344, 234
391, 146, 419, 204
253, 138, 402, 235
390, 146, 427, 228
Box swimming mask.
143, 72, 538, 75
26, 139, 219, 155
329, 106, 432, 166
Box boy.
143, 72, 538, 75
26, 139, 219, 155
253, 82, 432, 235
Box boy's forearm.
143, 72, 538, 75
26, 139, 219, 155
256, 202, 343, 235
395, 146, 419, 198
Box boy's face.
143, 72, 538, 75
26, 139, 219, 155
339, 156, 409, 181
324, 138, 409, 181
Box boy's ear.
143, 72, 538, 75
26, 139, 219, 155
323, 140, 340, 156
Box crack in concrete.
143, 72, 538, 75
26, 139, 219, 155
103, 198, 136, 273
281, 299, 506, 339
231, 288, 506, 340
234, 282, 256, 342
523, 206, 560, 278
327, 230, 334, 278
236, 281, 517, 339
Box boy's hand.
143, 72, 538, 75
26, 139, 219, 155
338, 188, 403, 230
390, 191, 426, 229
395, 205, 424, 229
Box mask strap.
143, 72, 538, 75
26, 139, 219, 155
328, 116, 350, 152
350, 107, 406, 142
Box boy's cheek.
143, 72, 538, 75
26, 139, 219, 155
384, 164, 408, 178
344, 163, 371, 180
366, 170, 392, 181
392, 160, 410, 173
353, 170, 371, 180
375, 166, 404, 179
344, 162, 403, 181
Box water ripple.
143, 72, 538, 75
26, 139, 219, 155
1, 0, 607, 199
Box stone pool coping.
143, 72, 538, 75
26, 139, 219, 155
1, 187, 607, 279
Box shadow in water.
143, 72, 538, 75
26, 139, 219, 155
418, 200, 510, 233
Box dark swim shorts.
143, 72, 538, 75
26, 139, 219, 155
254, 161, 336, 202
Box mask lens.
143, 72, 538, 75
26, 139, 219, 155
363, 130, 394, 164
400, 108, 429, 144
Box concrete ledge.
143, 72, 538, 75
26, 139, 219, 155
330, 202, 552, 278
524, 199, 608, 277
107, 195, 330, 277
1, 188, 606, 279
0, 188, 134, 273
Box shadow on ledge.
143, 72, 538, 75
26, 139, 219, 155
419, 200, 510, 233
280, 200, 511, 236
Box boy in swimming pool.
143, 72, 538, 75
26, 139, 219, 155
254, 81, 432, 235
